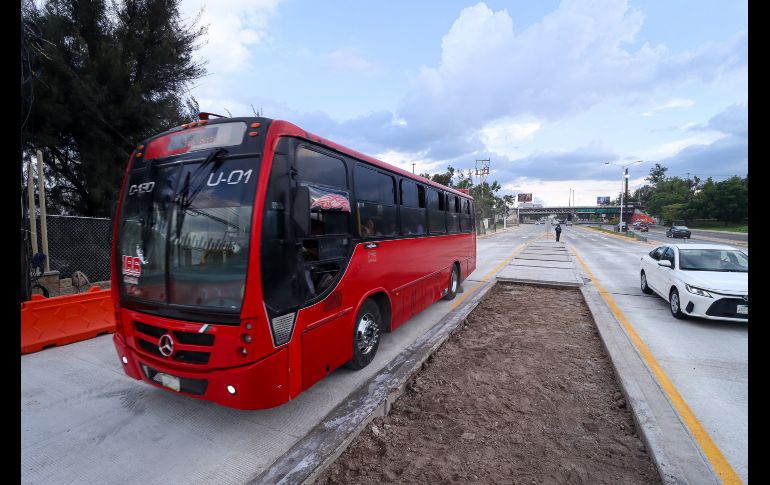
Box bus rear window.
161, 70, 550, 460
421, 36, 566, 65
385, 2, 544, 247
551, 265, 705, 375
144, 122, 247, 159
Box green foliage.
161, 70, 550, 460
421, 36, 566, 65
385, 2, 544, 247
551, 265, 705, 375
22, 0, 206, 216
645, 163, 668, 187
695, 176, 748, 224
660, 203, 685, 223
631, 162, 746, 226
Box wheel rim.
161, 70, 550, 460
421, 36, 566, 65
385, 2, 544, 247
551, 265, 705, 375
451, 268, 458, 292
641, 273, 647, 290
671, 292, 679, 313
356, 313, 379, 355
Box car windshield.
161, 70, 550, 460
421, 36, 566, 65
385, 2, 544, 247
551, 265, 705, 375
678, 249, 748, 272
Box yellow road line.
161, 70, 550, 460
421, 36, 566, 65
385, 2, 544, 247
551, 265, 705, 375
571, 246, 742, 485
581, 225, 654, 245
450, 234, 543, 310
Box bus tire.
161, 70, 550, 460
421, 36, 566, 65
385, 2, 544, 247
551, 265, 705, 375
345, 299, 381, 370
443, 264, 459, 301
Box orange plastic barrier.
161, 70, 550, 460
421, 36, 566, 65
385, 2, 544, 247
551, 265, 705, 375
21, 286, 115, 354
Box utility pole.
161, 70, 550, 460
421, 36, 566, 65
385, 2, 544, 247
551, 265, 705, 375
475, 159, 490, 234
37, 150, 50, 271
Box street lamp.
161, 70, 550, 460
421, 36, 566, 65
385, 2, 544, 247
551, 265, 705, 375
605, 160, 642, 231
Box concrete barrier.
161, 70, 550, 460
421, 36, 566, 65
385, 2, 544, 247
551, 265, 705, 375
21, 286, 115, 354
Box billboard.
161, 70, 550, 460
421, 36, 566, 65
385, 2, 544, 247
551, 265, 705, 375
517, 193, 532, 202
597, 196, 610, 205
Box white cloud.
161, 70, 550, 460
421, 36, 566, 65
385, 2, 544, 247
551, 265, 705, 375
181, 0, 284, 74
480, 118, 541, 157
641, 97, 695, 116
373, 150, 443, 175
320, 48, 383, 77
644, 133, 726, 159
396, 1, 745, 147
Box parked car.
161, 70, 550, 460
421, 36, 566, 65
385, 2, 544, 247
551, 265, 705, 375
638, 223, 649, 232
639, 243, 748, 321
666, 226, 691, 238
616, 221, 627, 231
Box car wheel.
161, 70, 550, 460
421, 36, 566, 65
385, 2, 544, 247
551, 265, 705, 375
345, 299, 382, 370
640, 271, 652, 294
669, 288, 686, 319
442, 264, 459, 301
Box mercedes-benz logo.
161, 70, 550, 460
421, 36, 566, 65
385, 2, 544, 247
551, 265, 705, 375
158, 334, 175, 357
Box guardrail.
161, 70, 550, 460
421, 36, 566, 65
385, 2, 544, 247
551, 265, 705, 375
21, 286, 115, 354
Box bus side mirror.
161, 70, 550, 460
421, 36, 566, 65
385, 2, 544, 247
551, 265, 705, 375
292, 185, 310, 235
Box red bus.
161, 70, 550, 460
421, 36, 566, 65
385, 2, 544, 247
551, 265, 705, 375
111, 116, 476, 409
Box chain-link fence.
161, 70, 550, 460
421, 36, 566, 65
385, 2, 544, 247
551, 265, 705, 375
26, 215, 113, 283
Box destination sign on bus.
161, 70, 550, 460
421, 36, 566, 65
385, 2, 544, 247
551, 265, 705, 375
143, 121, 247, 159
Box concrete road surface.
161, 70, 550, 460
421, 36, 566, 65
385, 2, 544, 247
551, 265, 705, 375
21, 224, 543, 485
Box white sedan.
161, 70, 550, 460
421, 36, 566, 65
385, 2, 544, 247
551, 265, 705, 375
639, 243, 748, 321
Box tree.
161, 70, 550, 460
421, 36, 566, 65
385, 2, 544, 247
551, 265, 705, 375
645, 163, 668, 187
660, 203, 685, 224
22, 0, 206, 216
646, 177, 690, 218
697, 176, 748, 225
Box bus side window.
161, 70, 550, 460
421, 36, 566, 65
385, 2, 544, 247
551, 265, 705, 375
400, 179, 426, 236
427, 188, 446, 234
355, 164, 397, 238
296, 147, 349, 236
460, 198, 472, 232
447, 194, 460, 233
294, 145, 351, 300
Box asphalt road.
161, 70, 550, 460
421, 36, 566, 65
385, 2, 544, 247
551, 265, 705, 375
593, 223, 748, 248
21, 225, 535, 485
562, 224, 748, 484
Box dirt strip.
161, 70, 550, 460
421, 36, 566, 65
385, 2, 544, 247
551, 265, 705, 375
316, 283, 661, 484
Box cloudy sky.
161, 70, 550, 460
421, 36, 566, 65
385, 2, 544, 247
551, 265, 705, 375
180, 0, 747, 206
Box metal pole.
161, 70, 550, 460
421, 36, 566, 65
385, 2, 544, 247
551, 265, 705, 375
37, 150, 50, 272
620, 170, 624, 232
27, 158, 38, 254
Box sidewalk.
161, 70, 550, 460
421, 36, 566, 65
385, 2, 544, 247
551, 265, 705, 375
476, 224, 518, 239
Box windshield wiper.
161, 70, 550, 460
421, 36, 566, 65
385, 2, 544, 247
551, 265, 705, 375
140, 158, 159, 255
175, 147, 228, 239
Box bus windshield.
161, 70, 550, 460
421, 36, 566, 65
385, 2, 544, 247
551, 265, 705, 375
118, 152, 259, 311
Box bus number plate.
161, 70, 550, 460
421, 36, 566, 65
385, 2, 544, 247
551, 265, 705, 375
153, 372, 181, 392
736, 304, 748, 315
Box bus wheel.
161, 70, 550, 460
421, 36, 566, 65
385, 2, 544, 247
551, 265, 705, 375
443, 264, 459, 301
346, 300, 381, 370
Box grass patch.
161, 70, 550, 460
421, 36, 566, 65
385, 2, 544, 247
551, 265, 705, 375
690, 224, 748, 233
586, 225, 635, 238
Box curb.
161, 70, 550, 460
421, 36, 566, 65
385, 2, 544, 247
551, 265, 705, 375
252, 278, 499, 485
476, 226, 517, 239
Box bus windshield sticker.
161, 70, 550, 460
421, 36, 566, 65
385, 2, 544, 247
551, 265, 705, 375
308, 185, 351, 213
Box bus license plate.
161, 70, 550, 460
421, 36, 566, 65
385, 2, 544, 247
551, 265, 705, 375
153, 372, 181, 392
736, 304, 748, 315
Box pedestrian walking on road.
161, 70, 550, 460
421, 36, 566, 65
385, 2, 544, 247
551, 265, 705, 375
555, 224, 562, 242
